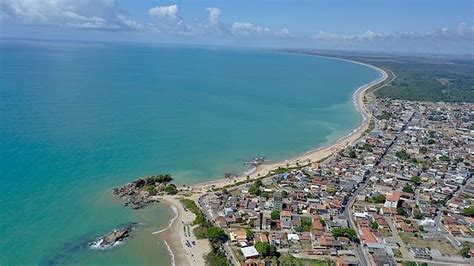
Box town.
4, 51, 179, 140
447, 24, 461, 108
193, 99, 473, 266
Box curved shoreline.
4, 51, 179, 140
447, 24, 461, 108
190, 55, 391, 190
153, 196, 210, 266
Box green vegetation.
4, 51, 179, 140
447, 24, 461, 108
271, 210, 280, 220
370, 56, 474, 103
205, 250, 229, 266
349, 149, 357, 159
207, 226, 228, 244
397, 207, 408, 216
396, 150, 410, 161
246, 228, 254, 240
145, 185, 157, 195
145, 174, 172, 184
371, 194, 386, 203
164, 184, 177, 195
460, 245, 470, 257
410, 176, 422, 185
249, 180, 262, 196
279, 255, 334, 266
403, 184, 414, 193
295, 217, 312, 232
402, 262, 427, 266
463, 206, 474, 217
371, 221, 379, 229
255, 242, 278, 258
331, 227, 358, 241
180, 198, 207, 225
362, 143, 374, 152
439, 155, 450, 162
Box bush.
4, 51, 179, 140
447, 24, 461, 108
205, 250, 229, 266
271, 211, 280, 220
463, 206, 474, 217
331, 227, 358, 241
372, 194, 386, 203
403, 184, 414, 193
410, 176, 421, 185
255, 242, 278, 258
194, 226, 208, 239
164, 184, 177, 195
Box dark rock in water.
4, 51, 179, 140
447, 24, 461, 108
111, 180, 159, 209
90, 224, 136, 249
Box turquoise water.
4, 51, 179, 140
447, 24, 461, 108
0, 39, 380, 265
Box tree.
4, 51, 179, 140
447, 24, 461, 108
463, 206, 474, 217
439, 155, 450, 162
395, 150, 410, 160
403, 184, 414, 193
295, 217, 312, 232
372, 194, 386, 203
362, 143, 374, 152
164, 184, 177, 195
460, 245, 470, 257
397, 207, 407, 216
281, 191, 288, 198
145, 185, 157, 195
207, 226, 228, 244
249, 180, 262, 196
371, 221, 379, 230
255, 242, 277, 258
271, 211, 280, 220
331, 227, 358, 241
349, 149, 357, 159
410, 176, 422, 185
246, 228, 254, 240
205, 250, 229, 266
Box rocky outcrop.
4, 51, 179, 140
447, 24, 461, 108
90, 225, 135, 249
111, 175, 173, 209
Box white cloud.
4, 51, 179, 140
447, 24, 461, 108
230, 22, 269, 36
277, 28, 290, 37
148, 5, 178, 18
0, 0, 140, 31
206, 7, 221, 24
148, 5, 190, 34
315, 23, 474, 43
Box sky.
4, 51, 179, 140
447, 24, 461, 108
1, 0, 473, 54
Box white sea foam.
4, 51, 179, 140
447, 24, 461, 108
152, 205, 178, 235
163, 240, 176, 266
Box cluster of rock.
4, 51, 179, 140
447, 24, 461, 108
111, 175, 173, 209
90, 224, 136, 249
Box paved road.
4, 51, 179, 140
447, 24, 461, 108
434, 177, 472, 251
197, 193, 240, 266
341, 111, 414, 266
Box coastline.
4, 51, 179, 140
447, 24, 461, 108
153, 55, 392, 265
153, 195, 210, 266
190, 57, 390, 190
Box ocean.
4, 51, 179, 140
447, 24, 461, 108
0, 39, 380, 265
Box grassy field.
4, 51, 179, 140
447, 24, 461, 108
399, 232, 458, 255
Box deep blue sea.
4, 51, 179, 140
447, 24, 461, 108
0, 39, 380, 265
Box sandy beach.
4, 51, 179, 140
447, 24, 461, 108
153, 195, 210, 266
156, 58, 391, 265
190, 60, 391, 191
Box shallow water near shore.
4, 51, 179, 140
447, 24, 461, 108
0, 39, 380, 265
